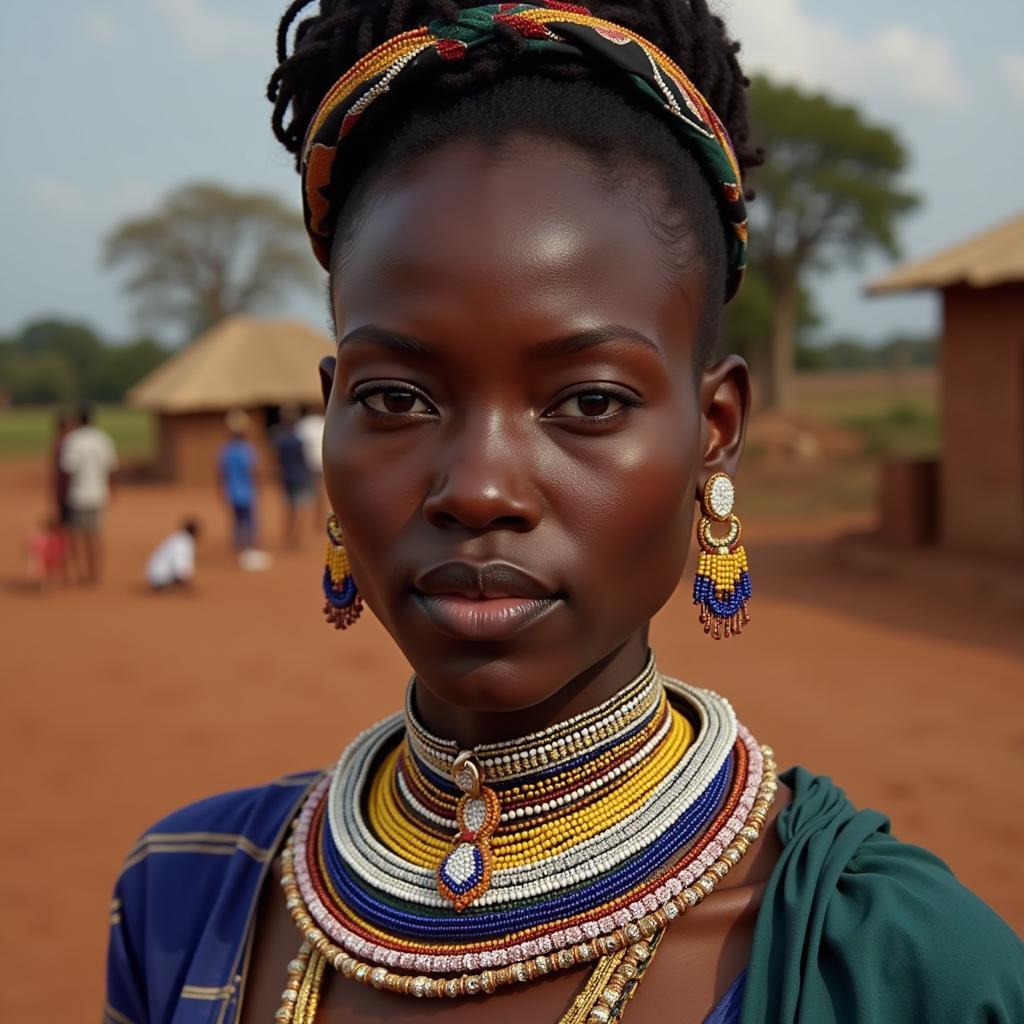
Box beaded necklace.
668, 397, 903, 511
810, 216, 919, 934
277, 663, 778, 1023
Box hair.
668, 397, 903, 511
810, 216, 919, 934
268, 1, 761, 364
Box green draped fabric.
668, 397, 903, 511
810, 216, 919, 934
741, 768, 1024, 1023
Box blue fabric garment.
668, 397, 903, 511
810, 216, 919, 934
104, 773, 744, 1024
219, 440, 256, 509
105, 772, 318, 1024
707, 970, 746, 1024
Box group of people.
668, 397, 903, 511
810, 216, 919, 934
27, 406, 118, 587
26, 400, 324, 592
218, 403, 325, 562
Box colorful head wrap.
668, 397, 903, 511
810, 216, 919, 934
300, 2, 748, 299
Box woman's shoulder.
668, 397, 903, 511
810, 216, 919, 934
107, 771, 321, 1024
742, 766, 1024, 1024
123, 770, 320, 866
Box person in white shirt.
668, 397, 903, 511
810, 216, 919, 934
146, 519, 200, 590
294, 403, 326, 535
59, 406, 118, 584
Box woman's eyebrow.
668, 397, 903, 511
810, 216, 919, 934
528, 326, 664, 361
337, 325, 664, 360
337, 326, 435, 355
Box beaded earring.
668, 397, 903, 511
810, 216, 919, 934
692, 472, 751, 639
323, 512, 363, 629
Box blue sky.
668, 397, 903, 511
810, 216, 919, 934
2, 0, 1022, 345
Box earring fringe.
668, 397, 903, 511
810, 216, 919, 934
323, 513, 363, 630
693, 473, 751, 639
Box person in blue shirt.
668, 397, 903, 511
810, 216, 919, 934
218, 410, 259, 552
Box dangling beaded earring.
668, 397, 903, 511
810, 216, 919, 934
693, 472, 751, 639
323, 512, 363, 629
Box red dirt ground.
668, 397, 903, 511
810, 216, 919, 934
1, 459, 1021, 1019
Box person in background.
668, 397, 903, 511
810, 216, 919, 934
294, 402, 326, 534
60, 405, 117, 585
218, 410, 259, 555
145, 518, 200, 591
49, 412, 73, 578
271, 403, 312, 548
23, 514, 69, 589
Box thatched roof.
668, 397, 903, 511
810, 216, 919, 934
128, 316, 333, 413
867, 212, 1024, 294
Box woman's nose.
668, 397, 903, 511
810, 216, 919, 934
421, 414, 543, 532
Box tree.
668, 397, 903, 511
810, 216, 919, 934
721, 263, 818, 380
748, 77, 919, 408
104, 183, 319, 340
0, 319, 169, 404
89, 339, 168, 402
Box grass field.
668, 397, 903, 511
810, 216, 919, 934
0, 405, 155, 458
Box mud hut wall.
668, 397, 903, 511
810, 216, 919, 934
157, 411, 276, 488
940, 282, 1024, 553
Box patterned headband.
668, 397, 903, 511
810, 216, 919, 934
300, 2, 748, 299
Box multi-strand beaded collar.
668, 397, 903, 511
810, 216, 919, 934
277, 659, 777, 1023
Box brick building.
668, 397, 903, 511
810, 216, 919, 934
868, 213, 1024, 555
128, 316, 332, 484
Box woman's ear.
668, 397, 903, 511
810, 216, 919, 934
697, 354, 751, 488
319, 355, 336, 410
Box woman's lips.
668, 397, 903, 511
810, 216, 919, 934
412, 592, 562, 641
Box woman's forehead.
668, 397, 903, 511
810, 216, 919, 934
331, 138, 705, 357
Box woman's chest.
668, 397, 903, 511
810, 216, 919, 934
236, 870, 759, 1024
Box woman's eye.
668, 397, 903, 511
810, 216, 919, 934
360, 389, 433, 416
546, 391, 627, 419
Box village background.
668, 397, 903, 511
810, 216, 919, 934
1, 1, 1023, 1019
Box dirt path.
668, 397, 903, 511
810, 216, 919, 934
1, 461, 1020, 1019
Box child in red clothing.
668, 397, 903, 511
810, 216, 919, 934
24, 516, 68, 588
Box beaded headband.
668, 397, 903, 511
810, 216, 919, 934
299, 2, 748, 299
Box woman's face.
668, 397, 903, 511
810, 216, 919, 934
322, 138, 748, 724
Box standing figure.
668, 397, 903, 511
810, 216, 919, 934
271, 403, 313, 548
294, 402, 326, 534
218, 410, 259, 554
60, 405, 117, 585
49, 412, 73, 580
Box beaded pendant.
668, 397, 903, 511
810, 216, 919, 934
693, 473, 751, 639
437, 752, 500, 910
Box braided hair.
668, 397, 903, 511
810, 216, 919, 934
268, 1, 760, 360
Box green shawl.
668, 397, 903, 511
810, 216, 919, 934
741, 768, 1024, 1022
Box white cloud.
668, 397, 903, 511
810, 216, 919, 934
84, 11, 123, 44
724, 0, 965, 108
151, 0, 263, 58
28, 178, 91, 221
1000, 53, 1024, 101
28, 177, 156, 226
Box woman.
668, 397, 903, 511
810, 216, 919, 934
105, 3, 1023, 1023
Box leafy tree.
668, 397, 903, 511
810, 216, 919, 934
748, 76, 919, 407
721, 263, 818, 382
104, 182, 319, 340
0, 350, 76, 404
18, 319, 104, 387
90, 339, 168, 402
0, 319, 169, 404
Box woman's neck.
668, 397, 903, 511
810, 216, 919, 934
410, 632, 651, 748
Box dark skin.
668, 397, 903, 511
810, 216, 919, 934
240, 137, 787, 1023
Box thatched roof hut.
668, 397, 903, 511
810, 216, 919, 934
867, 213, 1024, 554
128, 316, 332, 484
